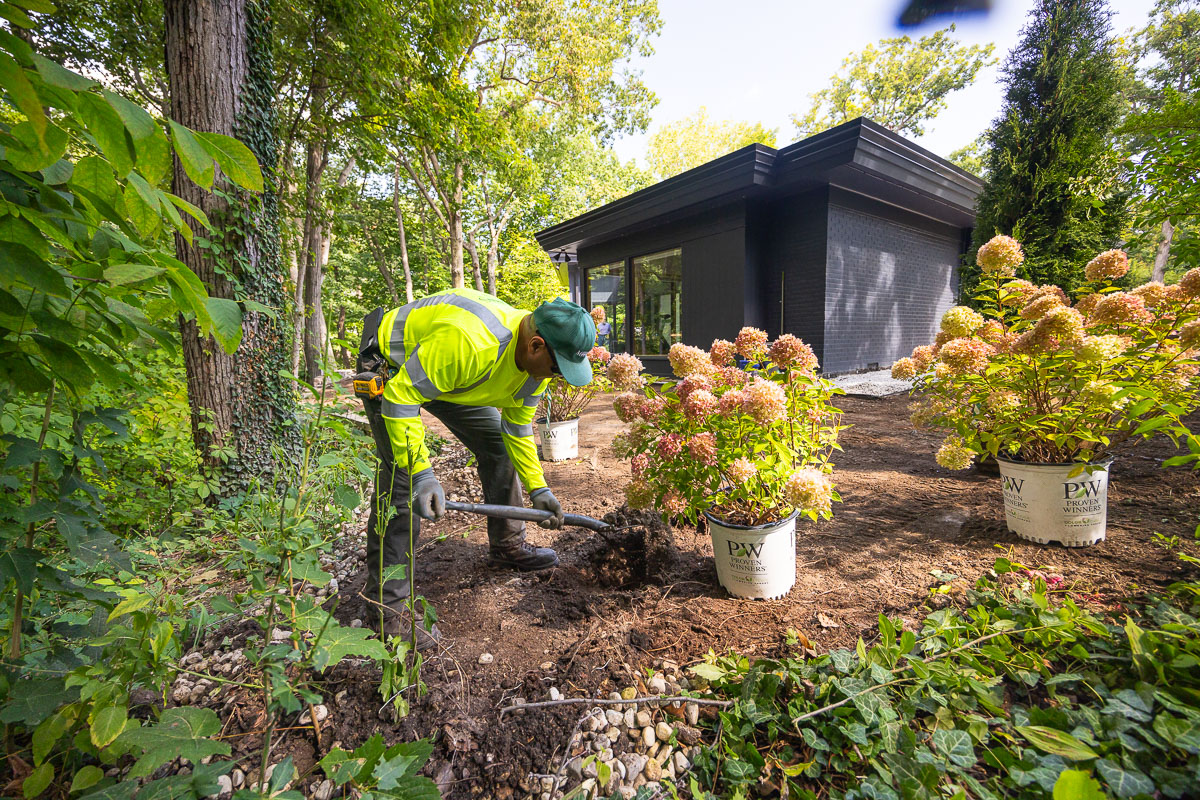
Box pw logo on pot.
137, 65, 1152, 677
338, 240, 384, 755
1065, 479, 1103, 499
727, 541, 766, 558
1002, 476, 1024, 493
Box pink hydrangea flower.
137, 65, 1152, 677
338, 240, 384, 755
977, 319, 1007, 346
1084, 249, 1130, 282
683, 389, 718, 421
1037, 306, 1085, 345
718, 389, 746, 416
607, 353, 645, 391
911, 345, 936, 372
727, 457, 757, 484
1180, 268, 1200, 298
769, 334, 819, 373
588, 345, 612, 363
590, 306, 606, 324
675, 373, 713, 403
656, 433, 683, 460
613, 392, 642, 423
1131, 281, 1172, 309
891, 357, 917, 380
1000, 279, 1038, 305
661, 490, 686, 517
1088, 292, 1154, 326
1075, 334, 1127, 362
624, 479, 654, 509
938, 338, 994, 375
686, 432, 717, 466
715, 366, 749, 387
1075, 292, 1103, 318
784, 468, 833, 515
709, 339, 736, 367
631, 453, 650, 478
734, 326, 769, 360
668, 343, 712, 378
639, 396, 667, 422
976, 235, 1024, 277
743, 377, 787, 424
1181, 320, 1200, 349
1019, 293, 1066, 320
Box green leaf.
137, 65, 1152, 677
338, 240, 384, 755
373, 775, 441, 800
22, 763, 53, 799
71, 155, 121, 205
168, 121, 214, 189
0, 50, 45, 139
32, 335, 94, 388
32, 53, 95, 90
107, 593, 152, 622
1017, 726, 1099, 761
0, 242, 66, 297
269, 756, 295, 795
123, 173, 160, 237
70, 766, 105, 794
311, 624, 389, 671
77, 92, 133, 177
0, 547, 40, 595
103, 92, 170, 184
1093, 759, 1153, 799
116, 707, 230, 778
1052, 769, 1107, 800
0, 213, 49, 259
194, 131, 263, 192
31, 711, 67, 764
204, 297, 243, 353
333, 484, 361, 511
104, 263, 165, 286
6, 120, 68, 172
689, 662, 726, 681
932, 728, 976, 769
0, 678, 76, 726
165, 193, 210, 228
89, 704, 127, 748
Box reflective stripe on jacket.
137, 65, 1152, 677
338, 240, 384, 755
375, 288, 548, 491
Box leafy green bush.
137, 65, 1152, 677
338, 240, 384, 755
685, 557, 1200, 800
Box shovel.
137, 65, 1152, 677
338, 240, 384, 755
443, 500, 612, 532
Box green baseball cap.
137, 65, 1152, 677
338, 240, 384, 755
532, 298, 596, 387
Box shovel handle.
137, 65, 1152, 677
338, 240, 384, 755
444, 500, 610, 532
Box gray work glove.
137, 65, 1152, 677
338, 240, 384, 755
410, 469, 446, 521
530, 487, 564, 529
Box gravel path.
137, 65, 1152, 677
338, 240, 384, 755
829, 368, 912, 398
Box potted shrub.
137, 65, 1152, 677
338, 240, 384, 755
893, 235, 1200, 547
536, 346, 611, 461
607, 330, 842, 599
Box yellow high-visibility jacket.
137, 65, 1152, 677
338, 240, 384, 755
376, 289, 548, 491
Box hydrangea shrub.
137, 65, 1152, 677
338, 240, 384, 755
894, 235, 1200, 468
608, 330, 842, 526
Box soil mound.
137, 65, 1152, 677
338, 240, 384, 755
583, 506, 676, 587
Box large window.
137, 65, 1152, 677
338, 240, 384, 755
585, 261, 625, 353
633, 248, 682, 355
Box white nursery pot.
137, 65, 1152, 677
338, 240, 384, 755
996, 456, 1112, 547
705, 510, 798, 600
537, 417, 578, 461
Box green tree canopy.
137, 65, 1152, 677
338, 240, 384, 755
791, 25, 995, 138
969, 0, 1129, 296
645, 107, 777, 180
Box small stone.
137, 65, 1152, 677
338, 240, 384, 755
599, 748, 614, 762
647, 742, 660, 761
583, 760, 598, 779
335, 690, 348, 704
540, 661, 555, 671
620, 686, 637, 700
624, 708, 635, 728
662, 659, 679, 673
665, 762, 676, 780
579, 778, 596, 795
539, 776, 555, 791
648, 674, 667, 694
643, 758, 662, 782
673, 751, 691, 773
635, 710, 652, 728
586, 714, 606, 732
328, 578, 339, 594
605, 726, 620, 742
314, 780, 334, 800
607, 691, 623, 711
549, 686, 562, 701
567, 757, 583, 781
619, 752, 647, 777
213, 774, 232, 798
676, 724, 701, 746
685, 702, 699, 726
270, 628, 289, 642
230, 769, 245, 788
349, 618, 362, 629
605, 709, 624, 727
478, 653, 494, 664
618, 788, 636, 800
641, 726, 656, 747
632, 774, 646, 789
614, 759, 627, 780
300, 704, 329, 724
655, 721, 672, 742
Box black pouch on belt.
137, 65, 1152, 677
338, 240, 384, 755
354, 307, 389, 400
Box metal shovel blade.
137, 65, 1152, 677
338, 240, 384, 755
444, 500, 611, 532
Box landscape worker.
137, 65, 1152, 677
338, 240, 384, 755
355, 289, 597, 644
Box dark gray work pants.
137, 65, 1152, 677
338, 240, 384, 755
362, 397, 526, 611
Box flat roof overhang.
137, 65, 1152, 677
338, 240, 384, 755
536, 117, 983, 257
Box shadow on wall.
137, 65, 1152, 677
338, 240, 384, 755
823, 205, 959, 374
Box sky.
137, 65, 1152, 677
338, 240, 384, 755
611, 0, 1158, 166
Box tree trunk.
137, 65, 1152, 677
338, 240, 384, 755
165, 0, 296, 493
1152, 218, 1173, 284
448, 160, 465, 288
364, 225, 400, 305
393, 162, 414, 303
486, 243, 498, 296
466, 233, 483, 292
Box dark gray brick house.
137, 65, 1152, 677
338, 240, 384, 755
534, 117, 982, 375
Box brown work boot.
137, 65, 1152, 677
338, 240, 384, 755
487, 541, 559, 571
378, 613, 442, 652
